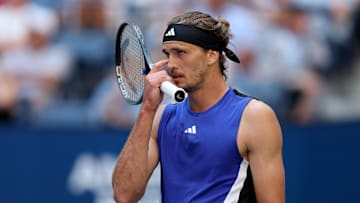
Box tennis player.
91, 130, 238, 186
112, 11, 285, 203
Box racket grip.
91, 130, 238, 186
160, 81, 186, 103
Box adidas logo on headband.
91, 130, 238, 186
165, 27, 176, 37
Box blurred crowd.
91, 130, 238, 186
0, 0, 360, 129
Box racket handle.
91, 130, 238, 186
160, 81, 186, 103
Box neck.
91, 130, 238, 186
188, 74, 228, 112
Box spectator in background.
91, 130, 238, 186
230, 4, 323, 123
268, 4, 324, 122
87, 73, 140, 129
353, 0, 360, 53
251, 0, 288, 13
0, 0, 33, 52
0, 4, 72, 123
0, 0, 29, 121
0, 70, 18, 121
57, 0, 113, 100
325, 1, 355, 78
195, 0, 263, 69
102, 0, 127, 33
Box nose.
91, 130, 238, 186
166, 54, 177, 71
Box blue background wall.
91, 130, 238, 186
0, 121, 359, 203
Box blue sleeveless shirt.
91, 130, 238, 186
158, 88, 257, 203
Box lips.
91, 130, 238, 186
173, 76, 183, 81
171, 74, 184, 83
170, 71, 183, 79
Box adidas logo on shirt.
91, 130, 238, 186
165, 27, 176, 37
184, 125, 197, 134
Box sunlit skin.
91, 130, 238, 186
112, 12, 286, 203
112, 37, 285, 203
162, 41, 220, 92
112, 30, 285, 203
161, 41, 229, 113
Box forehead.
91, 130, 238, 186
162, 41, 203, 51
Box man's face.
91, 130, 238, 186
162, 41, 210, 92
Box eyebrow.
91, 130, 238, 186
162, 47, 185, 54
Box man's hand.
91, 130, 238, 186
142, 59, 172, 112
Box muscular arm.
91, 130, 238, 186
112, 60, 170, 203
111, 109, 156, 203
112, 105, 165, 203
239, 100, 285, 203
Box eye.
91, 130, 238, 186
175, 49, 185, 56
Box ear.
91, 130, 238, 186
207, 50, 219, 66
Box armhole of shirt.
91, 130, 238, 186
233, 89, 254, 162
157, 104, 173, 143
232, 88, 259, 101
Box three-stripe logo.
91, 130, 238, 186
184, 125, 197, 134
165, 27, 176, 37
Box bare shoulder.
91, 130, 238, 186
238, 99, 282, 156
240, 100, 285, 203
242, 99, 279, 125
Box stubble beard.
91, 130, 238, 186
182, 70, 206, 94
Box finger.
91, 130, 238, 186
146, 69, 173, 86
150, 59, 168, 73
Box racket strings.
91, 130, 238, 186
120, 26, 146, 102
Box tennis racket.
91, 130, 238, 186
115, 22, 186, 105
